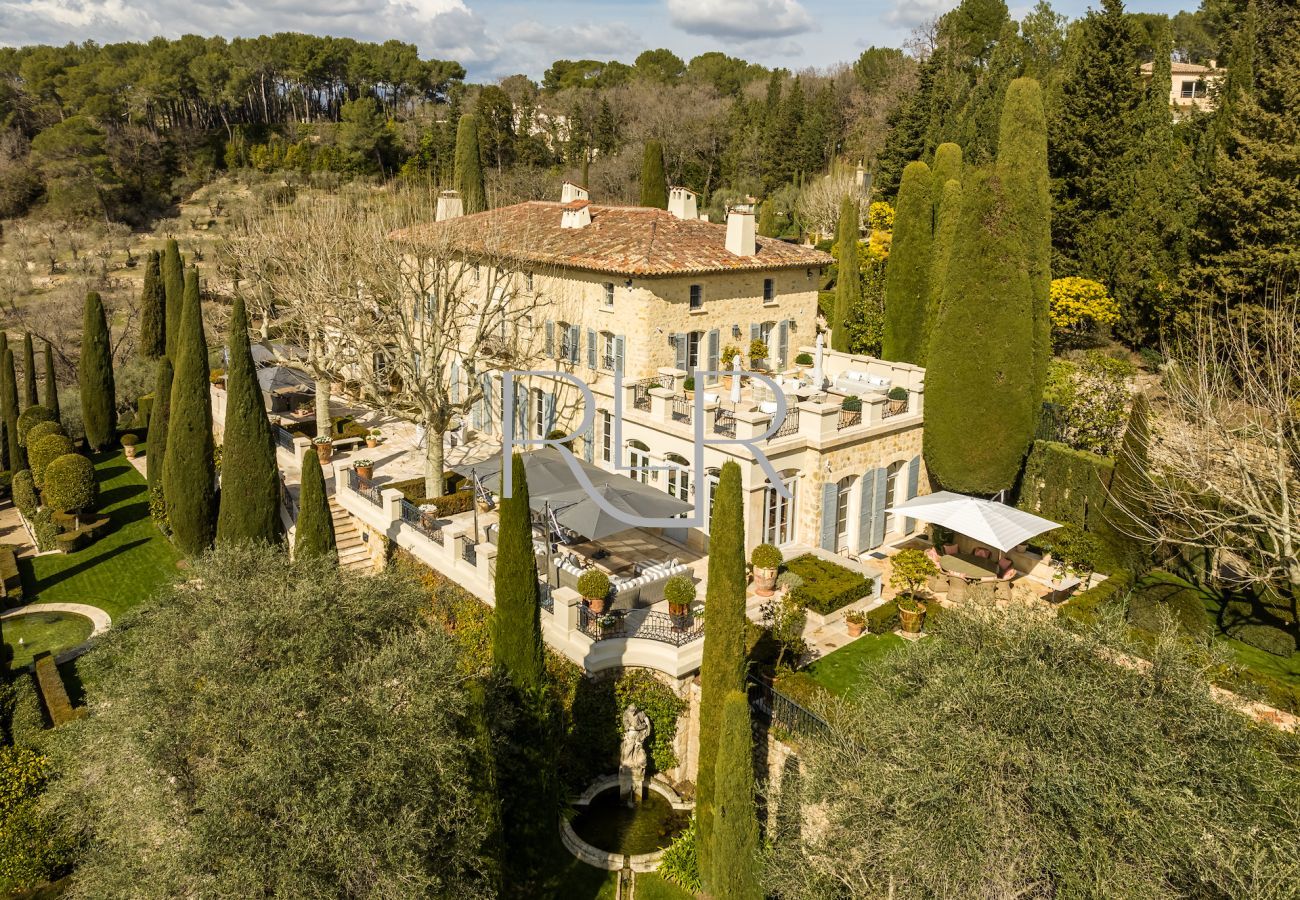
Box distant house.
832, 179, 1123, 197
1140, 59, 1224, 115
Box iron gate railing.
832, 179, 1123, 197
578, 607, 703, 647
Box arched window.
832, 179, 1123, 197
628, 439, 651, 483
701, 467, 721, 534
764, 469, 799, 546
665, 453, 690, 501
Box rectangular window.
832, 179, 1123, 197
472, 263, 480, 284
602, 332, 615, 370
603, 282, 615, 307
763, 278, 775, 302
689, 284, 703, 309
600, 410, 613, 462
686, 331, 701, 372
1181, 80, 1198, 98
526, 272, 534, 292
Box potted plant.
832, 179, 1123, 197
682, 376, 696, 399
720, 344, 740, 370
891, 548, 939, 632
897, 594, 927, 633
749, 338, 769, 369
887, 386, 909, 414
354, 459, 374, 480
366, 428, 382, 449
312, 435, 333, 463
794, 351, 814, 370
577, 569, 612, 614
751, 543, 783, 597
845, 611, 866, 637
664, 575, 695, 624
121, 433, 139, 459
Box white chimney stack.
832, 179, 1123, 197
436, 190, 463, 222
725, 205, 756, 257
560, 181, 589, 204
667, 186, 698, 220
560, 199, 592, 229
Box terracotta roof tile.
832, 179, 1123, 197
397, 201, 833, 277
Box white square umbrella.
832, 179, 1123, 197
886, 491, 1061, 553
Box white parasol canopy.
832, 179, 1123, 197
812, 332, 825, 390
885, 491, 1061, 553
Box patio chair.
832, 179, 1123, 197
999, 566, 1018, 581
943, 543, 959, 556
927, 574, 948, 594
925, 546, 943, 566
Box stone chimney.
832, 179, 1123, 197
560, 199, 592, 229
667, 186, 698, 220
1208, 58, 1217, 69
435, 190, 463, 221
725, 205, 756, 257
560, 181, 589, 204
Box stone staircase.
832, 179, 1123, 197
329, 498, 375, 572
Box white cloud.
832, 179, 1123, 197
666, 0, 814, 40
884, 0, 959, 28
505, 20, 640, 57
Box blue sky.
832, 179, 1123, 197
0, 0, 1196, 81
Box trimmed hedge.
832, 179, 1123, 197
11, 469, 36, 518
0, 544, 22, 606
30, 509, 59, 552
32, 653, 83, 726
28, 433, 75, 488
1057, 570, 1134, 627
1127, 576, 1211, 638
41, 453, 97, 516
23, 420, 64, 447
1018, 440, 1131, 572
784, 554, 875, 616
867, 599, 899, 633
6, 673, 48, 749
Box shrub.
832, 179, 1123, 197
32, 653, 82, 726
845, 611, 866, 626
748, 339, 769, 362
888, 386, 908, 401
14, 405, 55, 447
0, 545, 22, 607
11, 470, 36, 518
120, 433, 139, 447
751, 543, 783, 569
54, 530, 89, 553
28, 434, 75, 488
1057, 570, 1134, 628
576, 569, 610, 600
785, 554, 875, 616
776, 571, 804, 592
794, 352, 814, 366
1127, 577, 1211, 638
683, 376, 696, 392
657, 816, 702, 893
30, 509, 59, 552
135, 393, 153, 430
664, 575, 695, 607
6, 674, 48, 750
889, 548, 939, 595
23, 421, 64, 447
841, 396, 862, 412
41, 453, 97, 518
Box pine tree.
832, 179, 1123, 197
696, 461, 747, 890
216, 295, 283, 547
146, 356, 173, 497
925, 169, 1039, 494
927, 179, 963, 342
830, 197, 861, 353
996, 78, 1051, 394
711, 690, 763, 899
882, 161, 934, 365
163, 268, 216, 555
640, 141, 668, 209
161, 239, 184, 360
453, 113, 487, 214
1, 350, 18, 471
294, 448, 335, 561
42, 340, 59, 418
79, 291, 117, 451
930, 142, 963, 220
21, 333, 37, 409
138, 249, 166, 360
491, 452, 543, 690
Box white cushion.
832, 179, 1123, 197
759, 401, 778, 415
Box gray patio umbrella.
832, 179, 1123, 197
256, 365, 315, 394
460, 447, 604, 497
545, 481, 693, 541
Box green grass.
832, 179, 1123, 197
802, 631, 908, 697
1, 609, 94, 668
20, 450, 180, 620
635, 873, 697, 899
537, 855, 619, 899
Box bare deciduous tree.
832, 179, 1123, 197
797, 162, 864, 241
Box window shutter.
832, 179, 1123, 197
777, 320, 790, 368
749, 323, 761, 347
544, 320, 554, 357
614, 335, 625, 375
450, 360, 461, 405
584, 433, 594, 462
587, 329, 597, 368
568, 324, 580, 363
706, 329, 720, 383
904, 455, 921, 533
673, 333, 688, 371
857, 473, 874, 551
515, 382, 527, 437
820, 481, 838, 551
870, 467, 888, 548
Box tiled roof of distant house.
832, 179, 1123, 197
395, 201, 833, 277
1140, 60, 1222, 75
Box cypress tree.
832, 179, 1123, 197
758, 200, 777, 238
42, 340, 59, 418
139, 249, 166, 360
146, 356, 173, 497
216, 295, 283, 547
79, 291, 117, 451
453, 113, 487, 214
924, 169, 1039, 495
163, 267, 216, 555
996, 77, 1051, 395
930, 142, 963, 221
1, 350, 18, 471
21, 333, 37, 409
711, 690, 763, 899
491, 452, 544, 690
640, 141, 668, 209
830, 197, 861, 353
696, 461, 747, 890
927, 179, 963, 341
882, 161, 934, 365
294, 448, 335, 561
1097, 393, 1152, 570
161, 239, 184, 359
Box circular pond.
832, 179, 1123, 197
2, 610, 94, 669
570, 787, 690, 857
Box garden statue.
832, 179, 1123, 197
618, 704, 651, 807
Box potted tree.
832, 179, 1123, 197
682, 376, 696, 400
354, 459, 374, 480
890, 548, 939, 633
121, 433, 139, 459
887, 386, 909, 415
749, 338, 770, 370
794, 352, 814, 371
366, 428, 382, 449
577, 569, 612, 614
751, 543, 783, 597
844, 611, 866, 637
312, 435, 334, 464
664, 575, 695, 625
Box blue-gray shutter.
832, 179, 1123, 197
869, 467, 888, 548
857, 471, 876, 551
544, 320, 554, 357
450, 360, 461, 404
673, 333, 688, 371
568, 324, 581, 363
543, 392, 556, 436
515, 382, 527, 437
706, 329, 720, 383
750, 323, 761, 346
820, 481, 838, 551
777, 320, 790, 368
614, 335, 625, 375
587, 328, 597, 368
584, 429, 595, 462
904, 455, 921, 533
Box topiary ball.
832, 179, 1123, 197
751, 543, 783, 570
25, 419, 66, 447
664, 575, 696, 607
30, 433, 76, 488
41, 453, 97, 516
16, 404, 56, 446
576, 568, 611, 600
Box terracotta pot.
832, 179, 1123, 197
587, 596, 607, 615
123, 445, 137, 459
898, 599, 927, 634
356, 465, 373, 480
846, 619, 865, 637
753, 566, 778, 597
314, 440, 333, 463
366, 437, 379, 448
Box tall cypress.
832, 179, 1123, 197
216, 295, 283, 547
758, 199, 777, 238
161, 239, 184, 360
1097, 393, 1152, 570
453, 113, 487, 214
996, 77, 1051, 395
696, 461, 747, 891
926, 179, 964, 343
924, 169, 1039, 494
830, 197, 861, 353
882, 160, 934, 365
139, 249, 166, 360
711, 691, 763, 899
1, 350, 17, 471
146, 356, 173, 497
21, 333, 37, 409
640, 141, 668, 209
79, 291, 117, 451
163, 267, 216, 555
42, 341, 59, 418
491, 452, 544, 690
929, 143, 963, 221
294, 448, 335, 561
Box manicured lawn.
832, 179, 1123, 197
635, 873, 697, 899
803, 631, 909, 697
538, 856, 619, 899
1, 608, 94, 668
20, 450, 180, 620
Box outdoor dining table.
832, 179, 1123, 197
938, 553, 999, 581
